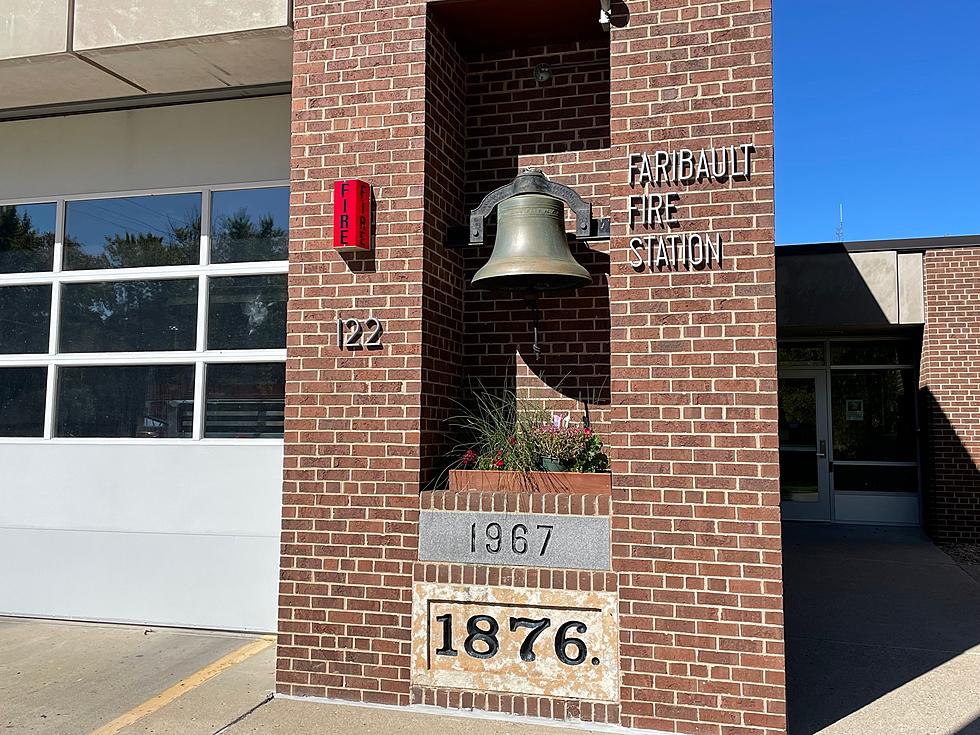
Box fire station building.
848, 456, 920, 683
0, 2, 977, 734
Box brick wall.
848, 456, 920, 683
607, 2, 785, 733
462, 39, 613, 436
279, 0, 429, 704
421, 14, 467, 487
281, 1, 785, 732
921, 246, 980, 543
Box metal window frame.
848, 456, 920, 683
0, 180, 290, 444
777, 336, 924, 521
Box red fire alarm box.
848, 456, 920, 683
333, 179, 372, 251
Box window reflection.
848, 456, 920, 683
64, 194, 201, 270
57, 365, 194, 438
60, 279, 198, 352
0, 367, 46, 437
210, 187, 289, 263
831, 369, 917, 462
205, 362, 285, 438
0, 203, 56, 273
207, 275, 287, 350
0, 285, 51, 354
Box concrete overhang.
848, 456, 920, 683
775, 235, 980, 331
0, 0, 291, 115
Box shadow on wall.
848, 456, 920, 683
460, 36, 612, 425
462, 242, 611, 413
920, 386, 980, 543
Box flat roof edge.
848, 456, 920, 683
776, 233, 980, 256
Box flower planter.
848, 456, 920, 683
449, 469, 611, 495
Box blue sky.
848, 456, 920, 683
774, 1, 980, 244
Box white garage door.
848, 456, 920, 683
0, 97, 289, 632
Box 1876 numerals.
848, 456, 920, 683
434, 613, 595, 666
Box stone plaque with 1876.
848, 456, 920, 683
412, 583, 619, 701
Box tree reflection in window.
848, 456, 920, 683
207, 275, 286, 350
0, 285, 51, 353
210, 187, 288, 264
63, 194, 201, 270
60, 279, 198, 352
0, 203, 56, 273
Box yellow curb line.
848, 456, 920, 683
87, 635, 275, 735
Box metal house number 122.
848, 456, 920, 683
337, 317, 384, 351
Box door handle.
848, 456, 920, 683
817, 439, 827, 459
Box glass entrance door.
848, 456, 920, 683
779, 370, 831, 521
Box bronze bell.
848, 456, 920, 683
471, 194, 592, 292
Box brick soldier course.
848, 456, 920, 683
279, 2, 785, 734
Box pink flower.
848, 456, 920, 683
584, 428, 593, 437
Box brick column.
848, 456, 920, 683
608, 2, 785, 734
279, 0, 434, 704
921, 247, 980, 543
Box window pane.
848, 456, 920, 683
831, 340, 917, 366
778, 377, 817, 447
778, 341, 825, 367
0, 285, 51, 354
64, 194, 201, 270
831, 369, 917, 461
834, 464, 918, 493
0, 367, 46, 436
207, 275, 287, 350
210, 187, 289, 263
205, 362, 285, 438
57, 365, 194, 438
0, 203, 56, 273
60, 279, 197, 352
779, 450, 819, 502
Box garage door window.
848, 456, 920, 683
0, 184, 288, 440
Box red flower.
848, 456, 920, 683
494, 459, 505, 469
584, 428, 593, 437
508, 436, 517, 447
462, 449, 478, 466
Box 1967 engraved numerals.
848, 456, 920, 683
470, 521, 552, 556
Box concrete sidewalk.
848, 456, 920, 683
782, 523, 980, 735
0, 617, 274, 735
0, 617, 603, 735
222, 698, 608, 735
6, 525, 980, 735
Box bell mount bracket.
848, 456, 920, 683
445, 168, 610, 248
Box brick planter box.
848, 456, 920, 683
448, 469, 612, 495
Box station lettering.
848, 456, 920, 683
625, 143, 755, 271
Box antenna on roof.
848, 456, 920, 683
835, 203, 845, 243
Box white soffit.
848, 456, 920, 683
0, 0, 291, 112
0, 54, 141, 110
77, 29, 294, 94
